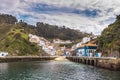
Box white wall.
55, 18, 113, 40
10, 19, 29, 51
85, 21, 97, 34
77, 49, 84, 56
82, 37, 90, 43
0, 52, 8, 57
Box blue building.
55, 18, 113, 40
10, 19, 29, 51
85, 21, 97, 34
76, 43, 98, 57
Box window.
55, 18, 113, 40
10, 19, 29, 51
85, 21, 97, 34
2, 54, 4, 56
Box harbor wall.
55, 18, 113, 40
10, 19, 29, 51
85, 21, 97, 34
66, 56, 120, 71
0, 56, 56, 63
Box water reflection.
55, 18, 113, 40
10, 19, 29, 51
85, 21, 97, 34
0, 63, 8, 73
0, 61, 120, 80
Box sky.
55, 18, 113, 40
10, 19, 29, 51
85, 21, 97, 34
0, 0, 120, 35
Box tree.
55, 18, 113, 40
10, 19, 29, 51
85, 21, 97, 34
0, 14, 17, 24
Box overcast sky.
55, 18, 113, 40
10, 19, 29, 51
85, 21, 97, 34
0, 0, 120, 35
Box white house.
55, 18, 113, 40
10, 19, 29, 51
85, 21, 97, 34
97, 53, 102, 57
53, 39, 72, 44
76, 43, 97, 57
0, 52, 8, 57
82, 37, 91, 44
38, 40, 45, 46
65, 40, 72, 44
71, 45, 75, 51
29, 34, 40, 43
28, 34, 33, 38
76, 42, 82, 48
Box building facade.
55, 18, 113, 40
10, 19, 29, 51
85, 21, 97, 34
76, 43, 98, 57
0, 52, 8, 57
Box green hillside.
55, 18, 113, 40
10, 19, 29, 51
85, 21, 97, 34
0, 25, 47, 56
0, 14, 46, 56
0, 24, 13, 40
0, 13, 85, 56
98, 15, 120, 57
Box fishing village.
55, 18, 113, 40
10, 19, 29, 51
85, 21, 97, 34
0, 0, 120, 79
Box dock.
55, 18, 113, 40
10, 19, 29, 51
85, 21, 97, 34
66, 56, 120, 71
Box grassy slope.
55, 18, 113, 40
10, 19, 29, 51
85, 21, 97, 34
0, 24, 14, 40
0, 24, 47, 56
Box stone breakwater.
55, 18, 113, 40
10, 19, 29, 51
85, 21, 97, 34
0, 56, 57, 63
66, 56, 120, 71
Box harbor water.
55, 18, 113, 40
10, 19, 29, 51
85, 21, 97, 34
0, 60, 120, 80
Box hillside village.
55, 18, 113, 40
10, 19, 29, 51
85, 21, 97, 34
28, 34, 72, 56
0, 32, 99, 57
0, 14, 84, 57
1, 1, 120, 79
28, 33, 99, 57
0, 14, 120, 58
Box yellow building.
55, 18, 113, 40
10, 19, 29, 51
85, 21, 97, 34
57, 50, 62, 56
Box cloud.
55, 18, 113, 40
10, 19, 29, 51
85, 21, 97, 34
0, 0, 120, 35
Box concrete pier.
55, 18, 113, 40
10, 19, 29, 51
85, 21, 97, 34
66, 56, 120, 71
0, 56, 57, 63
